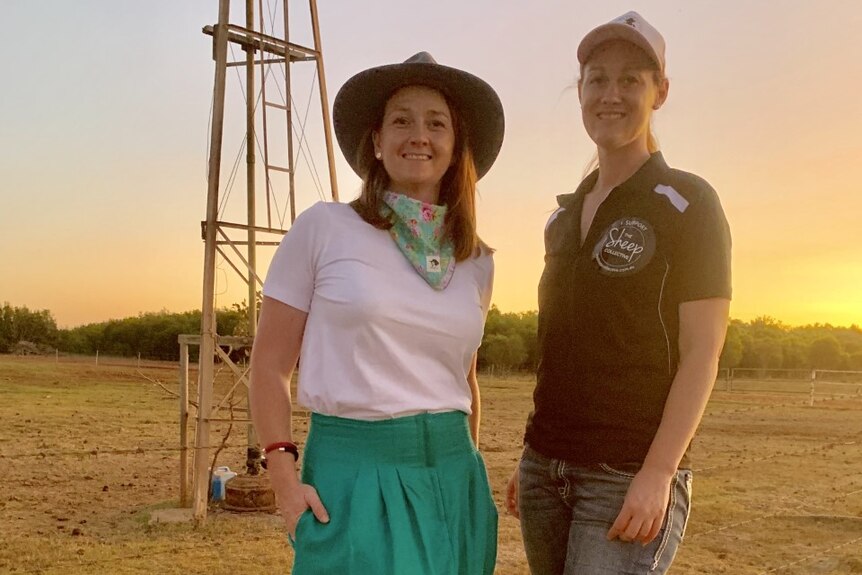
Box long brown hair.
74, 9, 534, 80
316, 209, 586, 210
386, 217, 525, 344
350, 86, 484, 261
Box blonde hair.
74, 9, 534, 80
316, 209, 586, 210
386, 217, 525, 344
579, 62, 666, 178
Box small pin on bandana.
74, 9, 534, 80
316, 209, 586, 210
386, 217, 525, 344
382, 191, 455, 290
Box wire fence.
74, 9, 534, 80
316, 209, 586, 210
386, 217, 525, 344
7, 351, 189, 371
718, 367, 862, 392
11, 353, 862, 390
3, 360, 862, 573
760, 534, 862, 574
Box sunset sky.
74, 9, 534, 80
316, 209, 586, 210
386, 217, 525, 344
2, 1, 861, 328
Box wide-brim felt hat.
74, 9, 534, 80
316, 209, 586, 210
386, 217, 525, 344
333, 52, 505, 180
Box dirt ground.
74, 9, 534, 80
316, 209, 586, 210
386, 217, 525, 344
1, 355, 861, 574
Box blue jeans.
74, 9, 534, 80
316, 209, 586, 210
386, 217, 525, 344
518, 445, 692, 575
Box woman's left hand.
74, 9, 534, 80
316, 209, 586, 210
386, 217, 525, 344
505, 467, 520, 519
606, 467, 672, 545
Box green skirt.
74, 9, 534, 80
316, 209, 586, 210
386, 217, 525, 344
290, 411, 498, 575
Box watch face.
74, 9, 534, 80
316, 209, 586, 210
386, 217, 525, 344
592, 217, 656, 276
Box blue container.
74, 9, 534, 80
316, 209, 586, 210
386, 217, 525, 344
211, 466, 237, 501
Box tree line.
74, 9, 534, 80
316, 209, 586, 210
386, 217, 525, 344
721, 316, 862, 371
2, 302, 862, 371
0, 302, 245, 361
478, 309, 862, 372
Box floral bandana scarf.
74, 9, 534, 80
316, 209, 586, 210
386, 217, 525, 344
382, 191, 455, 290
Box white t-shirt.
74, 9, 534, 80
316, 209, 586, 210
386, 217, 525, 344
262, 201, 494, 420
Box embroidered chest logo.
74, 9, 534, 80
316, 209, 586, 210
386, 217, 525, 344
592, 217, 656, 276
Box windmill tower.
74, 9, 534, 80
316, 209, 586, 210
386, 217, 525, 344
181, 0, 338, 522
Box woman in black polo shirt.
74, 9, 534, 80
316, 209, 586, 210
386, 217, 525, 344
506, 11, 731, 575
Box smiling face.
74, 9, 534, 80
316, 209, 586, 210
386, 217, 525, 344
578, 40, 668, 157
372, 85, 455, 203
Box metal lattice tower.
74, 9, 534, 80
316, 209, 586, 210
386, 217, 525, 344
182, 0, 338, 522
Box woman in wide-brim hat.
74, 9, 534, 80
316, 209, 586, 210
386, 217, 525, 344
250, 51, 504, 575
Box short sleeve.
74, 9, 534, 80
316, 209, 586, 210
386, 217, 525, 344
262, 202, 329, 311
671, 189, 732, 302
479, 253, 495, 319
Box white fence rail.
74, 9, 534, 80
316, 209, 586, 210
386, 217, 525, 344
715, 368, 862, 405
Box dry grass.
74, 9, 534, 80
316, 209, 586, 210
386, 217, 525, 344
1, 356, 861, 574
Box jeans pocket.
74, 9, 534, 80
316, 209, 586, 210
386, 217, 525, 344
520, 445, 553, 483
598, 462, 640, 479
519, 446, 564, 510
649, 470, 692, 572
679, 470, 693, 541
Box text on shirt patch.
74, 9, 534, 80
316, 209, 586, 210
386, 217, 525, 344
593, 217, 656, 276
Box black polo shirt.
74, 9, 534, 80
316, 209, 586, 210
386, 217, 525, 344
525, 152, 732, 466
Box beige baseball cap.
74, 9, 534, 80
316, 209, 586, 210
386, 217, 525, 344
577, 11, 666, 73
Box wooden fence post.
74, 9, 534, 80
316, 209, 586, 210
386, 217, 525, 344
179, 342, 190, 507
809, 369, 816, 406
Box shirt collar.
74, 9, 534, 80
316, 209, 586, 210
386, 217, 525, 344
556, 151, 668, 209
